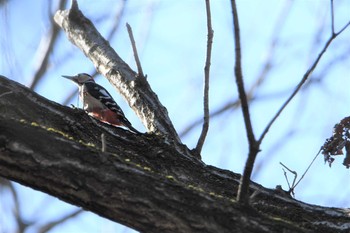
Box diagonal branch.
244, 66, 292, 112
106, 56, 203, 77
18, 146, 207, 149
1, 75, 350, 233
257, 19, 350, 145
62, 2, 127, 106
38, 209, 83, 233
195, 0, 213, 154
54, 0, 182, 144
29, 0, 67, 90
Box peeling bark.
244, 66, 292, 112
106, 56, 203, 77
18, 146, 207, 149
1, 76, 350, 232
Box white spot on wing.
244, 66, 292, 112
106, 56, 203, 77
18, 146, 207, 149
99, 89, 111, 98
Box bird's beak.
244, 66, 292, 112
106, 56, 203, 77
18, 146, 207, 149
62, 75, 79, 84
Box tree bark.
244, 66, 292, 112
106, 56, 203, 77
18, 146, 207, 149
0, 75, 349, 232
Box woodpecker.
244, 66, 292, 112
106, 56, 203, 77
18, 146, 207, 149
62, 73, 140, 134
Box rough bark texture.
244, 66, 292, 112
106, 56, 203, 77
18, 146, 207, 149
1, 75, 350, 232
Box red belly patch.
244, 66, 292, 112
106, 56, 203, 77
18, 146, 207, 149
88, 109, 123, 126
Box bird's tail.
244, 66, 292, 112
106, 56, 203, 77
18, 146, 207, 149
122, 117, 141, 134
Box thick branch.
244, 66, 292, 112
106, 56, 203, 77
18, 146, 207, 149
54, 1, 181, 144
0, 76, 349, 232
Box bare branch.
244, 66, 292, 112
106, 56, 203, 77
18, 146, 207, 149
126, 23, 145, 78
251, 0, 293, 93
195, 0, 213, 154
258, 19, 350, 145
62, 3, 127, 106
330, 0, 335, 34
281, 167, 292, 190
278, 148, 321, 197
293, 149, 322, 189
180, 0, 293, 139
231, 0, 259, 204
1, 75, 314, 233
106, 0, 127, 41
336, 20, 350, 35
38, 209, 83, 233
101, 133, 106, 152
258, 1, 350, 145
231, 1, 255, 147
180, 99, 240, 137
54, 1, 183, 145
1, 70, 350, 232
29, 0, 67, 90
280, 162, 297, 196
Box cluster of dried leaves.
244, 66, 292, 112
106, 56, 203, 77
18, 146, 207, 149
321, 116, 350, 168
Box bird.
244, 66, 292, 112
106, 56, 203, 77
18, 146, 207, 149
62, 73, 141, 134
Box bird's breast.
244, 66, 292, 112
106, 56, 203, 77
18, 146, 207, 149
82, 92, 107, 112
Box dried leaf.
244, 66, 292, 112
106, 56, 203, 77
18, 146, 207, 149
321, 116, 350, 168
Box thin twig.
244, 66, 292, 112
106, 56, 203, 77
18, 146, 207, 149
279, 148, 322, 196
231, 0, 259, 204
258, 42, 328, 144
29, 0, 67, 90
6, 181, 30, 232
38, 209, 83, 233
281, 168, 291, 190
126, 23, 144, 78
280, 162, 297, 179
337, 20, 350, 35
180, 86, 292, 138
106, 1, 127, 40
101, 133, 106, 152
293, 149, 322, 188
231, 1, 255, 147
195, 0, 213, 154
180, 99, 240, 137
180, 0, 293, 139
280, 162, 297, 195
236, 0, 350, 204
331, 0, 335, 34
251, 0, 293, 94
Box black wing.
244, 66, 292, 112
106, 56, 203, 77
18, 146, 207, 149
84, 82, 126, 117
84, 82, 141, 134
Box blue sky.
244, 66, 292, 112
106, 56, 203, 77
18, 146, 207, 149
1, 0, 350, 232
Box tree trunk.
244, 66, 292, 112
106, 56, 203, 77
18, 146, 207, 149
0, 75, 349, 233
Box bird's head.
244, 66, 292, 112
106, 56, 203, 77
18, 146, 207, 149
62, 73, 95, 86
